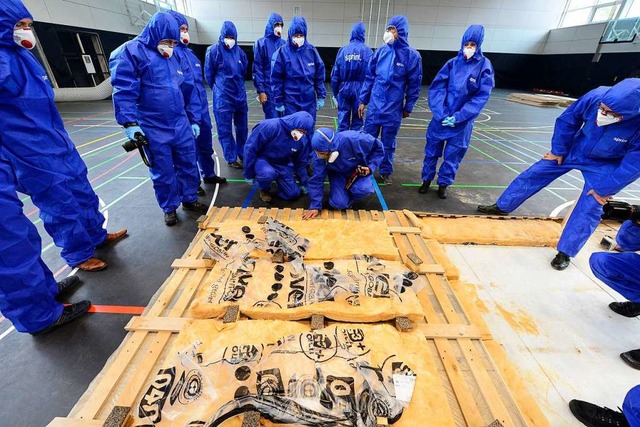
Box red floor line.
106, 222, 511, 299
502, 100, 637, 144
88, 152, 137, 184
62, 110, 113, 125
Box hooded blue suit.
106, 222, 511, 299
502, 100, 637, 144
243, 112, 314, 200
496, 78, 640, 257
110, 12, 201, 214
167, 10, 218, 180
0, 0, 107, 267
422, 25, 494, 186
205, 21, 249, 164
331, 23, 373, 131
308, 129, 384, 210
253, 13, 286, 119
359, 16, 422, 176
0, 0, 65, 333
271, 16, 326, 123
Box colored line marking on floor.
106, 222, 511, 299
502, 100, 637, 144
87, 305, 145, 315
372, 178, 388, 211
242, 184, 258, 208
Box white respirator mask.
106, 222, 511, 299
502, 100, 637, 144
180, 31, 190, 45
291, 130, 304, 141
224, 38, 236, 49
316, 129, 339, 163
463, 46, 476, 59
13, 28, 36, 50
327, 151, 339, 163
292, 36, 305, 47
596, 109, 621, 127
157, 45, 174, 58
383, 31, 395, 45
274, 25, 283, 37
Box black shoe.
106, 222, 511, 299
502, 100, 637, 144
164, 211, 178, 226
477, 203, 509, 215
30, 300, 92, 336
182, 201, 208, 213
203, 176, 227, 184
418, 180, 431, 194
56, 275, 81, 299
550, 251, 571, 270
197, 185, 205, 196
621, 349, 640, 370
380, 174, 392, 185
569, 399, 629, 427
228, 161, 243, 169
609, 301, 640, 318
437, 185, 448, 199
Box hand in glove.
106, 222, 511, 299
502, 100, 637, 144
245, 178, 255, 186
124, 125, 144, 140
299, 185, 308, 195
275, 105, 285, 117
316, 98, 325, 110
442, 116, 456, 127
191, 123, 200, 138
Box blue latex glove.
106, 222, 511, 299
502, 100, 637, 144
275, 105, 285, 112
124, 125, 144, 140
245, 178, 254, 186
316, 98, 325, 110
191, 123, 200, 138
442, 116, 456, 127
300, 185, 308, 195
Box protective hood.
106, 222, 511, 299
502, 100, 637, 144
602, 78, 640, 121
137, 12, 179, 48
460, 24, 484, 55
166, 10, 187, 48
264, 12, 283, 37
0, 0, 32, 49
218, 20, 238, 45
280, 111, 314, 134
311, 128, 342, 152
387, 15, 409, 46
350, 22, 365, 43
287, 16, 308, 46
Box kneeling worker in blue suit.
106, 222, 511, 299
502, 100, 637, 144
303, 128, 384, 220
478, 78, 640, 271
243, 112, 314, 202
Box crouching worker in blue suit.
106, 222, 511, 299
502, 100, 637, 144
303, 128, 384, 220
420, 25, 494, 199
243, 112, 314, 203
110, 12, 208, 226
478, 78, 640, 271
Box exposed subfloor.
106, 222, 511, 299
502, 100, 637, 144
2, 87, 640, 426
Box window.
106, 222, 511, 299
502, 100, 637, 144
559, 0, 624, 27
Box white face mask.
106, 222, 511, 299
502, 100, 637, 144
463, 46, 476, 60
383, 31, 395, 45
157, 45, 174, 58
291, 130, 304, 141
13, 28, 36, 50
327, 151, 339, 163
596, 109, 621, 127
292, 36, 305, 47
274, 25, 283, 37
180, 31, 190, 45
224, 38, 236, 49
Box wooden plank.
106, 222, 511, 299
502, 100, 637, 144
371, 210, 381, 221
418, 264, 446, 275
417, 323, 486, 339
292, 208, 304, 221
320, 209, 330, 219
125, 316, 187, 333
388, 226, 422, 234
346, 209, 356, 221
48, 418, 104, 427
171, 259, 213, 269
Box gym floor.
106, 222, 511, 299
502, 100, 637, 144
3, 87, 640, 426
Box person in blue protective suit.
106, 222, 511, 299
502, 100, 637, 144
110, 11, 208, 226
478, 78, 640, 271
271, 16, 326, 123
358, 15, 422, 185
420, 25, 494, 199
253, 12, 286, 119
243, 112, 314, 202
302, 128, 384, 220
0, 158, 91, 335
569, 386, 639, 427
331, 22, 373, 132
0, 0, 127, 272
205, 21, 249, 169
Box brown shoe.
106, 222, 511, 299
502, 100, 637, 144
99, 229, 128, 247
259, 190, 272, 202
75, 257, 107, 272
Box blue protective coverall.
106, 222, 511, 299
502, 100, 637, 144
0, 0, 107, 267
253, 13, 286, 119
590, 220, 640, 302
308, 129, 384, 210
495, 78, 640, 257
205, 21, 249, 164
359, 15, 422, 176
331, 22, 373, 132
271, 16, 326, 122
243, 112, 314, 200
167, 10, 218, 180
422, 25, 494, 186
623, 385, 640, 426
110, 12, 201, 214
